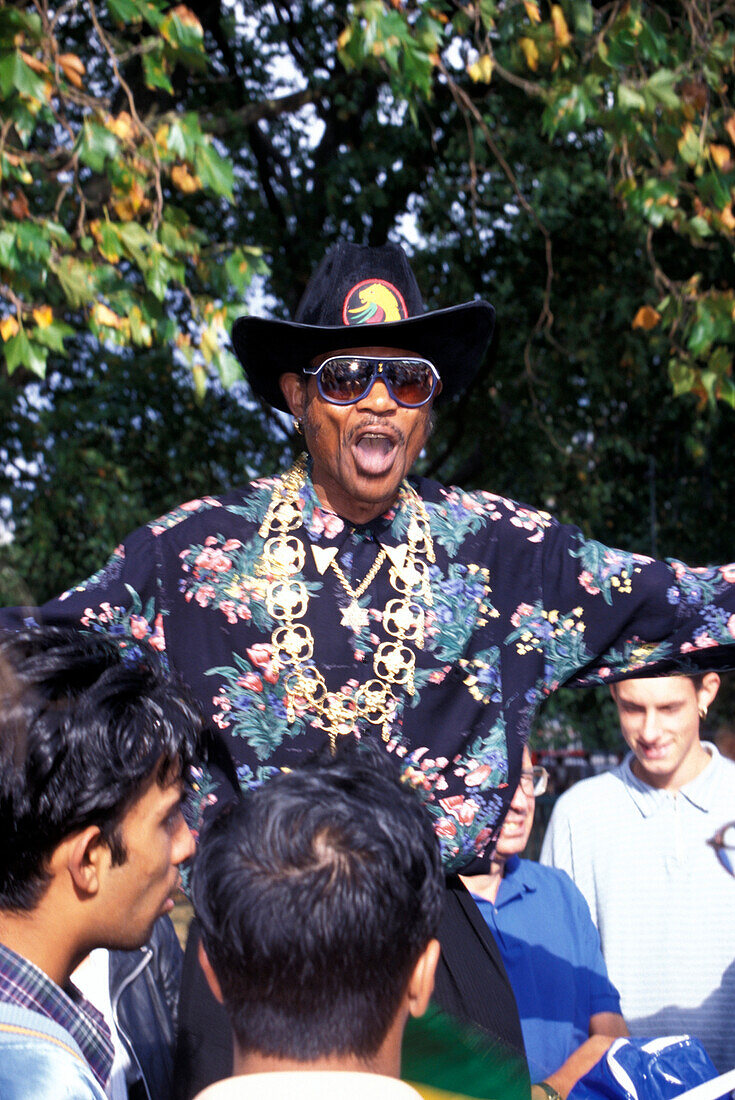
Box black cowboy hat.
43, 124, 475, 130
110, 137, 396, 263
231, 241, 495, 411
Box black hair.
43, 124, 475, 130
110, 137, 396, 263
0, 626, 204, 910
192, 739, 444, 1062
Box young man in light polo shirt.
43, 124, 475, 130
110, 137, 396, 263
542, 673, 735, 1072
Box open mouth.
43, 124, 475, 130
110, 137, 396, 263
352, 432, 400, 476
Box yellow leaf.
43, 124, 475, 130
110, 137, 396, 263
337, 27, 352, 50
719, 204, 735, 231
200, 326, 219, 362
93, 302, 124, 330
710, 143, 733, 171
725, 115, 735, 147
0, 316, 20, 341
59, 52, 85, 88
523, 1, 542, 23
32, 306, 53, 328
20, 51, 48, 75
519, 38, 539, 71
192, 364, 207, 400
551, 5, 572, 47
106, 111, 135, 142
113, 179, 146, 221
632, 305, 661, 331
171, 164, 201, 193
468, 54, 493, 83
170, 5, 203, 33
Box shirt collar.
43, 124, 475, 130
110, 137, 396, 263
622, 742, 720, 817
298, 461, 414, 550
0, 941, 113, 1089
495, 855, 535, 906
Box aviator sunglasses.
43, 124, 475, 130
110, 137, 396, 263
304, 355, 441, 408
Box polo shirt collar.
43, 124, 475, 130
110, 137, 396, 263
0, 941, 113, 1089
496, 855, 536, 907
622, 742, 719, 817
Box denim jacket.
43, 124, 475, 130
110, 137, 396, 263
0, 1002, 107, 1099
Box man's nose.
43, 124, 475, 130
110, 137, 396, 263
173, 814, 197, 864
358, 377, 396, 411
640, 709, 660, 742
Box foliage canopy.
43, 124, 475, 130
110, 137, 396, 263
1, 0, 735, 748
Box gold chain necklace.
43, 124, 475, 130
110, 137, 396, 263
255, 454, 435, 751
329, 549, 387, 631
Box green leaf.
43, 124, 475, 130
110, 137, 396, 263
572, 0, 594, 36
16, 222, 51, 262
0, 51, 47, 101
53, 256, 100, 307
678, 125, 701, 167
216, 348, 243, 389
645, 68, 680, 110
142, 44, 173, 94
700, 369, 718, 402
116, 222, 152, 268
107, 0, 143, 22
7, 98, 39, 147
0, 229, 20, 271
617, 83, 646, 112
4, 328, 30, 374
668, 358, 697, 396
166, 119, 190, 159
33, 320, 74, 353
688, 215, 712, 238
687, 309, 717, 356
44, 221, 73, 249
194, 142, 234, 199
717, 374, 735, 409
78, 119, 120, 173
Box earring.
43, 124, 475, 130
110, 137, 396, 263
293, 417, 302, 434
699, 704, 708, 720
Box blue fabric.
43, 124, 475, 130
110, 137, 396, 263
0, 1003, 107, 1099
471, 857, 621, 1084
0, 942, 112, 1089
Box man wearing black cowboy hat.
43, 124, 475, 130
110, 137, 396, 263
4, 241, 735, 1097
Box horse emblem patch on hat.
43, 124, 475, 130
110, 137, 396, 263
342, 278, 408, 326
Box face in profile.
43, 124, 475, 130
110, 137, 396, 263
611, 673, 720, 791
99, 768, 195, 949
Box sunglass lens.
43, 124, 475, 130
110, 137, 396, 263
318, 358, 373, 403
389, 360, 435, 406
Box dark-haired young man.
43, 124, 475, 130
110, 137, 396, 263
0, 626, 202, 1100
190, 742, 444, 1099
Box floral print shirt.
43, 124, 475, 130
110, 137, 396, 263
10, 467, 735, 872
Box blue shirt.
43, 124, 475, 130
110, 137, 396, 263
0, 942, 113, 1091
470, 857, 621, 1083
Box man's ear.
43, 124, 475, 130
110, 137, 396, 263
198, 940, 225, 1005
698, 671, 721, 711
63, 825, 107, 898
279, 373, 307, 419
405, 938, 441, 1019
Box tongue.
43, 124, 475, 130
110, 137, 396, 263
354, 434, 396, 475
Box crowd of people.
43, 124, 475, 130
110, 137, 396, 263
2, 242, 735, 1099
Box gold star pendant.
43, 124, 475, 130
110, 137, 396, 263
340, 601, 369, 632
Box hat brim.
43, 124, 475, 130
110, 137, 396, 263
231, 301, 495, 412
